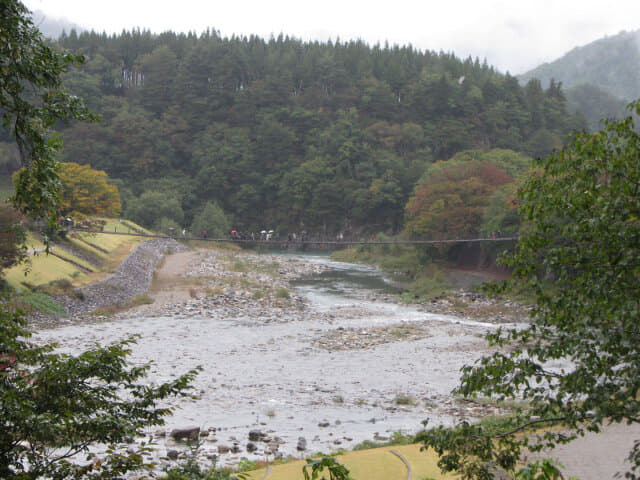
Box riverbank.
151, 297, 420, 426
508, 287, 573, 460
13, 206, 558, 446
34, 247, 518, 469
328, 243, 525, 310
27, 237, 189, 326
127, 246, 530, 327
31, 246, 640, 479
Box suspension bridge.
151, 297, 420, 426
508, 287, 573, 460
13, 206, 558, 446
63, 227, 517, 250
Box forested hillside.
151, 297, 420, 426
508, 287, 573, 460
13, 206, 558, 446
518, 29, 640, 101
518, 29, 640, 130
564, 84, 628, 131
2, 29, 582, 235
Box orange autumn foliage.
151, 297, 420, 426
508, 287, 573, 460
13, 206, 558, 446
404, 159, 513, 240
59, 162, 122, 217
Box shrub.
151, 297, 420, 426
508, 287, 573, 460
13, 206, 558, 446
128, 294, 154, 306
275, 287, 290, 299
394, 394, 415, 405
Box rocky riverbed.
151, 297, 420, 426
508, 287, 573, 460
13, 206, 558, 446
33, 245, 526, 471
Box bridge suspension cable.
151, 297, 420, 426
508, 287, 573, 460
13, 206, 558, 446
64, 227, 517, 245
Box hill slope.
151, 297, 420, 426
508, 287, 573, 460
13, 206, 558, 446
17, 30, 579, 236
518, 29, 640, 101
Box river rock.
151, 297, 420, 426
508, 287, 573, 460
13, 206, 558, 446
246, 442, 257, 453
170, 426, 200, 442
166, 450, 179, 460
297, 437, 307, 451
217, 445, 230, 454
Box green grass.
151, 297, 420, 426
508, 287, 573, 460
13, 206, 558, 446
244, 444, 456, 480
14, 291, 66, 316
127, 294, 154, 306
394, 394, 416, 406
333, 243, 454, 301
352, 431, 415, 451
331, 241, 422, 277
50, 247, 97, 272
4, 253, 87, 291
4, 217, 148, 291
401, 264, 453, 301
111, 219, 154, 236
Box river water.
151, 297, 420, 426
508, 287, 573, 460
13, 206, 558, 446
34, 253, 506, 465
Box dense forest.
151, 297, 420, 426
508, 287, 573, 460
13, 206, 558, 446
1, 29, 583, 236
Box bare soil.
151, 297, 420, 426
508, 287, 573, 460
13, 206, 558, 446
147, 250, 199, 305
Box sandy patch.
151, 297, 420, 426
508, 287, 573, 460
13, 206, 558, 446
132, 250, 200, 314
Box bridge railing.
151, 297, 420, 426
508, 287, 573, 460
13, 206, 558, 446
63, 227, 517, 246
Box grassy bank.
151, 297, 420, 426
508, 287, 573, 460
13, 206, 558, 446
330, 232, 520, 303
2, 218, 155, 318
244, 444, 457, 480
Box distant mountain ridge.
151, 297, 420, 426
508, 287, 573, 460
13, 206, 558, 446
518, 29, 640, 101
518, 29, 640, 130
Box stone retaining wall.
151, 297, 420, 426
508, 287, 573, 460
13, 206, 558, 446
55, 238, 189, 320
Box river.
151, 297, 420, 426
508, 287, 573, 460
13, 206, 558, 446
34, 252, 510, 466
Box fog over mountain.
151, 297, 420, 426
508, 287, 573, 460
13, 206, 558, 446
518, 29, 640, 130
30, 9, 83, 39
518, 29, 640, 101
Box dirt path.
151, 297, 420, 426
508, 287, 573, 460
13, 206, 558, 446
149, 250, 198, 303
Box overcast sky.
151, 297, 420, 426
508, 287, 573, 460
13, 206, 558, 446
24, 0, 640, 74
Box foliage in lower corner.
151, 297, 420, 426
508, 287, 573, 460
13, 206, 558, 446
159, 443, 249, 480
0, 300, 199, 480
515, 459, 578, 480
161, 457, 246, 480
303, 456, 353, 480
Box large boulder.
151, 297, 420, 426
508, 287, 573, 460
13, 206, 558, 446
170, 426, 200, 442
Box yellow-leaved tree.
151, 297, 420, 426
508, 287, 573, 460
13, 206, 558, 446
59, 162, 122, 217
